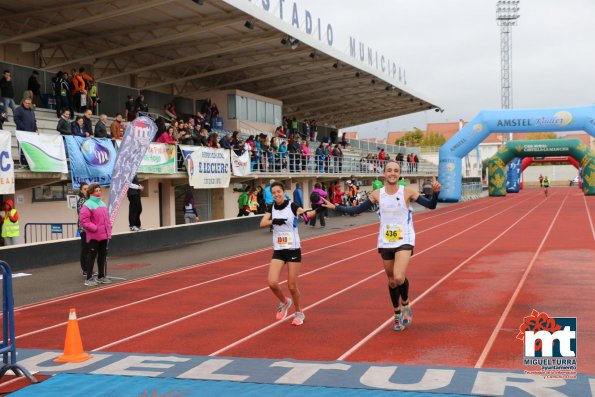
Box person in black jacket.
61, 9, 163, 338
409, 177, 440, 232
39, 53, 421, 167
0, 102, 6, 130
128, 176, 144, 231
82, 109, 94, 137
56, 110, 72, 135
27, 71, 41, 107
0, 70, 16, 117
94, 114, 109, 138
14, 97, 37, 168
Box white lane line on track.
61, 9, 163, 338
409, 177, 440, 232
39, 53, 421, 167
10, 193, 531, 345
91, 196, 522, 352
337, 192, 549, 361
14, 199, 469, 312
210, 194, 539, 357
474, 194, 568, 368
92, 248, 378, 351
15, 232, 378, 340
583, 194, 595, 242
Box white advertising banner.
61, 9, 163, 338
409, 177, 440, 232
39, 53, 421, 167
0, 130, 15, 194
187, 147, 231, 189
231, 150, 250, 176
15, 130, 68, 173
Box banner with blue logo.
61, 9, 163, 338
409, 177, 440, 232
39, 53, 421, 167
0, 130, 15, 194
63, 136, 116, 189
108, 116, 157, 224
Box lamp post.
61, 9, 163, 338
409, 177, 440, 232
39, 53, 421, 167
496, 0, 520, 141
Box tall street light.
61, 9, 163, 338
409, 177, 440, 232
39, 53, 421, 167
496, 0, 520, 141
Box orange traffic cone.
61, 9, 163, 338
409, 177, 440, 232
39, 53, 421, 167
54, 308, 92, 363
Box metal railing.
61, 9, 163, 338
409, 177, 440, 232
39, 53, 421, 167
460, 182, 484, 201
346, 139, 420, 156
24, 223, 78, 244
181, 150, 438, 176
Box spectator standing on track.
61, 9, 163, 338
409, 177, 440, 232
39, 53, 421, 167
332, 182, 345, 207
76, 183, 90, 275
128, 175, 143, 231
260, 181, 318, 326
237, 186, 251, 217
309, 183, 328, 228
321, 160, 441, 331
293, 182, 304, 208
372, 177, 384, 191
183, 190, 199, 223
0, 199, 20, 246
346, 180, 358, 208
79, 184, 112, 286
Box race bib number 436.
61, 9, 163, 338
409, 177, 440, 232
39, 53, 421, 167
382, 224, 403, 243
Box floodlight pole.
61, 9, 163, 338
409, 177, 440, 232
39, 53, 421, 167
496, 0, 520, 141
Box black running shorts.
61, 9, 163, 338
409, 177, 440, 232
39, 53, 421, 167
378, 245, 414, 260
272, 248, 302, 263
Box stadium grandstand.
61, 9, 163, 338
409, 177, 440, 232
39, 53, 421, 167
0, 0, 440, 242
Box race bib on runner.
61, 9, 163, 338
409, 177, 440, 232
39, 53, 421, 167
382, 224, 403, 244
276, 232, 294, 249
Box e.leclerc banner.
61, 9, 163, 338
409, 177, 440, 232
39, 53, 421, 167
0, 130, 15, 194
187, 147, 230, 188
108, 116, 157, 223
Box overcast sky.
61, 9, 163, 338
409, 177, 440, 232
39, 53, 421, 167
292, 0, 595, 138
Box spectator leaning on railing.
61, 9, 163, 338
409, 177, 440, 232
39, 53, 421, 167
94, 114, 109, 138
56, 110, 72, 135
110, 113, 124, 140
71, 116, 87, 137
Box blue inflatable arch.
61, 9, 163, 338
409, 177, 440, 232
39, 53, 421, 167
438, 105, 595, 202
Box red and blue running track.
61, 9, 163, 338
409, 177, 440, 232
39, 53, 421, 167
2, 187, 594, 396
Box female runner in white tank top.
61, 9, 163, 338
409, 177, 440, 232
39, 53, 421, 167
322, 160, 441, 331
260, 182, 318, 326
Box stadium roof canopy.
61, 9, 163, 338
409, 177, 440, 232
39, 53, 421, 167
0, 0, 439, 128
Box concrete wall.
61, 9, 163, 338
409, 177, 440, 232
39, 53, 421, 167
0, 215, 263, 271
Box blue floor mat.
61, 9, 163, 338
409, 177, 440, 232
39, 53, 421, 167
10, 373, 469, 397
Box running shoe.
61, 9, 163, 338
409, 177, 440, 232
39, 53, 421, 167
402, 304, 413, 327
97, 277, 112, 284
394, 312, 405, 331
292, 311, 306, 326
84, 278, 98, 287
276, 298, 293, 320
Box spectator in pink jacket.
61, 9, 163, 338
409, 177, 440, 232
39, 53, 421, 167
156, 126, 177, 145
79, 184, 112, 287
309, 183, 328, 228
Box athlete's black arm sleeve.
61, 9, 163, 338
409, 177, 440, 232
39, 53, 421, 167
336, 199, 373, 214
415, 192, 439, 209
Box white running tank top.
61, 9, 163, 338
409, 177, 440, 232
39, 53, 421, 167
377, 186, 415, 248
272, 201, 301, 250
